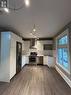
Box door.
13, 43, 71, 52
16, 42, 22, 74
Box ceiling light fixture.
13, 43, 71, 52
30, 24, 37, 38
4, 7, 9, 13
24, 0, 30, 7
0, 0, 30, 14
33, 24, 36, 32
0, 0, 9, 13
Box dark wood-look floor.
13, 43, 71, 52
0, 65, 71, 95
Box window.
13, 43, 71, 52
58, 48, 63, 65
57, 34, 69, 72
58, 35, 68, 45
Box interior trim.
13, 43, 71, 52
23, 38, 53, 41
55, 66, 71, 88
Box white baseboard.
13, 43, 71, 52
55, 66, 71, 88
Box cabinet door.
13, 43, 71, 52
38, 56, 43, 65
44, 56, 48, 65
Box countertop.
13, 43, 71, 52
22, 54, 53, 57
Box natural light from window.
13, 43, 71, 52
57, 34, 69, 72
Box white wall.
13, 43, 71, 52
0, 32, 23, 82
23, 40, 53, 56
22, 41, 30, 55
10, 32, 23, 79
0, 32, 11, 82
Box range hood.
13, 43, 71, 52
30, 38, 37, 49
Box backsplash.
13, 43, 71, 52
22, 40, 54, 56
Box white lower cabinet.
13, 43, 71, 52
22, 56, 29, 67
44, 56, 55, 67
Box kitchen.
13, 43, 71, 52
22, 38, 55, 67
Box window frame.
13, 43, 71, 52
56, 29, 70, 74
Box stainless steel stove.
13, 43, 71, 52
29, 52, 37, 63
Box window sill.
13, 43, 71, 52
57, 62, 70, 74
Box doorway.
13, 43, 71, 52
16, 42, 22, 74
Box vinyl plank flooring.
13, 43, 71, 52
0, 65, 71, 95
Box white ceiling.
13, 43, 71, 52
0, 0, 71, 38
